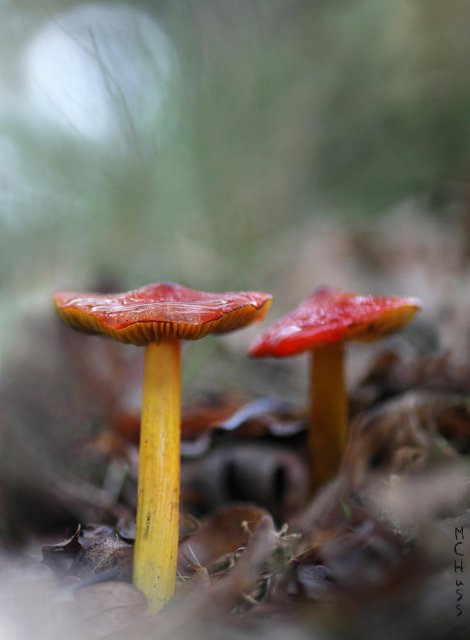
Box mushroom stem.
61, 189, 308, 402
309, 341, 347, 492
134, 339, 181, 612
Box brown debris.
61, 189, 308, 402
178, 504, 268, 577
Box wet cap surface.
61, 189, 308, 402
249, 287, 421, 358
53, 282, 272, 345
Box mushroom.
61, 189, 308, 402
249, 287, 421, 492
53, 282, 272, 611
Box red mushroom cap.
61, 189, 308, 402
53, 282, 272, 346
249, 287, 421, 358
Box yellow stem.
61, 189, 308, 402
133, 340, 181, 612
309, 342, 347, 493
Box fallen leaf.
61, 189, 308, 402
178, 503, 268, 576
42, 525, 83, 577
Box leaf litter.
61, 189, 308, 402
2, 277, 470, 638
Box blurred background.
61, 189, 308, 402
2, 0, 470, 488
2, 0, 470, 374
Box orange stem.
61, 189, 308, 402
309, 342, 348, 493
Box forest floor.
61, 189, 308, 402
1, 207, 470, 639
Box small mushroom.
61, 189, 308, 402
53, 282, 271, 611
249, 287, 420, 492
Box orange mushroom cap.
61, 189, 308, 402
53, 282, 272, 346
249, 287, 421, 358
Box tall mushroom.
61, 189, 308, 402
53, 282, 271, 611
249, 287, 420, 492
